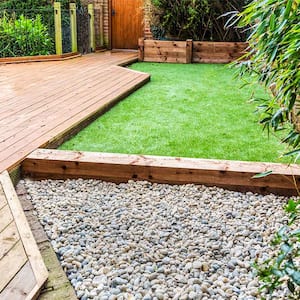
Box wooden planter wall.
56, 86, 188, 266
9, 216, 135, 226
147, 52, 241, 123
138, 38, 248, 64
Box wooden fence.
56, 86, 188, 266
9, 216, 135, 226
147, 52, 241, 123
138, 38, 248, 64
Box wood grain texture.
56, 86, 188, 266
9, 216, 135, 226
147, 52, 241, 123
0, 205, 13, 233
0, 52, 149, 173
0, 185, 6, 210
0, 261, 36, 300
0, 241, 27, 293
192, 41, 248, 63
23, 149, 300, 196
0, 221, 20, 261
111, 0, 143, 49
140, 40, 248, 64
0, 171, 48, 298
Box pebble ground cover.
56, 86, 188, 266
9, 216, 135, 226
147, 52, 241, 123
60, 63, 288, 163
22, 178, 290, 300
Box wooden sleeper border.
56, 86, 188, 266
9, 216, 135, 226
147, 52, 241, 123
138, 38, 248, 64
0, 52, 81, 64
22, 149, 300, 196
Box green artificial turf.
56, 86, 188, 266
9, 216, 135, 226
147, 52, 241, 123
60, 63, 289, 163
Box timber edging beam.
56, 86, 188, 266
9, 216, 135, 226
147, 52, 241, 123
22, 149, 300, 196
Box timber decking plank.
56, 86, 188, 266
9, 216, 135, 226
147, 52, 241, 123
0, 261, 36, 300
0, 54, 134, 114
0, 171, 48, 297
0, 71, 149, 171
0, 240, 27, 293
0, 66, 128, 137
0, 55, 121, 107
0, 221, 20, 261
0, 185, 6, 210
0, 52, 148, 173
0, 205, 13, 233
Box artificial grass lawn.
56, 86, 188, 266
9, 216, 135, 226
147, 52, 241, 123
60, 63, 289, 163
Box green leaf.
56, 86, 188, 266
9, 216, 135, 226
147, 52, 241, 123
284, 0, 293, 19
291, 271, 300, 285
252, 170, 273, 179
285, 199, 298, 213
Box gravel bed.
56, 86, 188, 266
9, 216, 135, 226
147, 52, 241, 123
21, 178, 290, 300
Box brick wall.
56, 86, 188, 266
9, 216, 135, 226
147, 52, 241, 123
143, 0, 153, 39
93, 0, 109, 48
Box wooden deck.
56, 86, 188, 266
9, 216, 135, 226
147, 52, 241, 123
0, 51, 150, 173
0, 170, 48, 299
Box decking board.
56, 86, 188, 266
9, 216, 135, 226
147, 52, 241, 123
0, 221, 20, 261
0, 52, 149, 172
0, 241, 28, 292
0, 171, 48, 299
0, 261, 37, 300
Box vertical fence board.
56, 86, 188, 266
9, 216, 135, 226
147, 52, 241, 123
69, 3, 78, 53
54, 2, 62, 55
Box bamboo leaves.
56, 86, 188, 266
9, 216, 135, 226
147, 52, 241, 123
236, 0, 300, 158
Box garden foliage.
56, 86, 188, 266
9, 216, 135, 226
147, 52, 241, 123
235, 0, 300, 158
253, 199, 300, 299
234, 0, 300, 298
0, 14, 54, 57
0, 0, 83, 10
149, 0, 250, 41
0, 0, 85, 57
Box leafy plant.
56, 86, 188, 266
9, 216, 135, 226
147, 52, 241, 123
233, 0, 300, 159
148, 0, 250, 41
0, 14, 54, 57
231, 1, 300, 298
0, 0, 83, 10
253, 199, 300, 299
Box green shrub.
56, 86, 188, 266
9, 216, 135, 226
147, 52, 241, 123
253, 199, 300, 299
0, 0, 51, 10
149, 0, 250, 41
0, 14, 54, 57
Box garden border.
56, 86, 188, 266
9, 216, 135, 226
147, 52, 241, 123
138, 39, 248, 64
0, 52, 81, 64
22, 149, 300, 196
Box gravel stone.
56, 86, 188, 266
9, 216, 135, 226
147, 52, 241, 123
20, 178, 291, 299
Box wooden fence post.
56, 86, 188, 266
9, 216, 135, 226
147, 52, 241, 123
69, 3, 78, 53
99, 2, 104, 47
54, 2, 62, 55
88, 4, 96, 52
186, 39, 193, 63
138, 38, 145, 62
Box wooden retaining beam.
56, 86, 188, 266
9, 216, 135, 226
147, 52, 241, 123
138, 38, 248, 64
23, 149, 300, 196
0, 52, 81, 64
193, 41, 248, 64
0, 171, 48, 299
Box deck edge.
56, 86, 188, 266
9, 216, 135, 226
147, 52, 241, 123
0, 171, 48, 299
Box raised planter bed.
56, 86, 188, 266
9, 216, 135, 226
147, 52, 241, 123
138, 38, 248, 64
